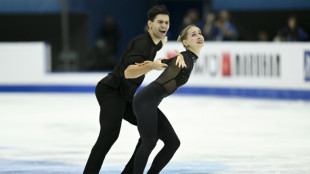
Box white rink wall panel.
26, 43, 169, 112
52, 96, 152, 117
0, 42, 309, 100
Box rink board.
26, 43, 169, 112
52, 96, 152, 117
0, 42, 310, 100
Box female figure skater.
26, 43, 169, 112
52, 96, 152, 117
133, 25, 204, 174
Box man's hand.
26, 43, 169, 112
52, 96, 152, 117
125, 59, 167, 79
152, 58, 168, 71
135, 61, 151, 67
175, 50, 187, 68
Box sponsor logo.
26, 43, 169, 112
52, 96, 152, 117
235, 53, 281, 77
222, 53, 231, 76
192, 52, 281, 78
193, 53, 218, 76
305, 51, 310, 81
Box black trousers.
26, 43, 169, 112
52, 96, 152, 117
133, 82, 180, 174
83, 83, 140, 174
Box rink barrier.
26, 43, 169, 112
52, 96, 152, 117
0, 85, 309, 100
1, 42, 310, 101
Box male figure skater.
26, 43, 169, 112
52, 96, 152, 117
83, 5, 185, 174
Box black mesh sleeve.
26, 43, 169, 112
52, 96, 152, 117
161, 56, 176, 65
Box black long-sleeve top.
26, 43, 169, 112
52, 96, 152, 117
99, 32, 162, 101
156, 49, 198, 95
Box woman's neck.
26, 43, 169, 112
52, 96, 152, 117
187, 47, 201, 57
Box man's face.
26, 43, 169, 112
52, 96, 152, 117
148, 14, 170, 39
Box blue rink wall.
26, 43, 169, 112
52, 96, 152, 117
0, 85, 309, 100
0, 42, 310, 101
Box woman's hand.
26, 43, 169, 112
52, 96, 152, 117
175, 50, 187, 68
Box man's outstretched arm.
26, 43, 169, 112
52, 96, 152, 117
124, 58, 167, 79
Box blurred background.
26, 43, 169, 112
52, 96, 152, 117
0, 0, 309, 72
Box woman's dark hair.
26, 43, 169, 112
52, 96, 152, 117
147, 5, 170, 22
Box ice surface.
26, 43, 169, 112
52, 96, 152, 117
1, 93, 310, 173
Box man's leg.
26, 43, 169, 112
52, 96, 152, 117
121, 102, 140, 174
83, 96, 127, 174
121, 138, 142, 174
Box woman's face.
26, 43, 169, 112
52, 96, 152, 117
184, 26, 204, 49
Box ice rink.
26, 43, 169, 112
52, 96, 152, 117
1, 93, 310, 174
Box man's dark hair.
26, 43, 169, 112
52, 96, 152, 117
147, 5, 170, 22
